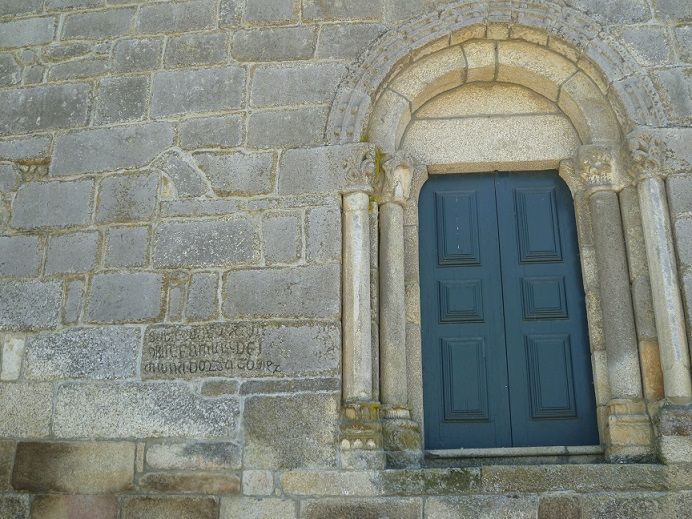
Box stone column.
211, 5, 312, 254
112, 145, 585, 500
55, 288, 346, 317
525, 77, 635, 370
630, 133, 692, 463
578, 145, 654, 461
376, 152, 422, 468
342, 189, 374, 403
339, 150, 384, 469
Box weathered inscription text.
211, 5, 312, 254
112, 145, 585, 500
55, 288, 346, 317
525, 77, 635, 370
142, 323, 281, 379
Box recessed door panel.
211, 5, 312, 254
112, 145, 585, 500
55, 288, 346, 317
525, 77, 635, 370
420, 171, 598, 450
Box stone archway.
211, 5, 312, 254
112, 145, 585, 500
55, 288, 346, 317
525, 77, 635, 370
334, 1, 691, 466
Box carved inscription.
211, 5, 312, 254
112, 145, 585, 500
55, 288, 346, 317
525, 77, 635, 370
142, 323, 281, 379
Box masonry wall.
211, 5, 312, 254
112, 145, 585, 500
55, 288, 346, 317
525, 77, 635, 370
0, 1, 691, 518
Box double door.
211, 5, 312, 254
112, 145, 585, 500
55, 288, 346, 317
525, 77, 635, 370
419, 172, 598, 449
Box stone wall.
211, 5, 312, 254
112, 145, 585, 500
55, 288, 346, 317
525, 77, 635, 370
0, 0, 691, 517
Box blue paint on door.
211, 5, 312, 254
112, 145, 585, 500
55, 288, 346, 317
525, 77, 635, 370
419, 172, 598, 449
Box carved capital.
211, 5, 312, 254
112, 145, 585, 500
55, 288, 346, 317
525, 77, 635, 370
628, 131, 667, 181
577, 144, 628, 191
376, 151, 415, 206
344, 146, 377, 193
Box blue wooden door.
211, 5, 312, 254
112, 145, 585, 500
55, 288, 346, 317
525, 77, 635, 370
419, 171, 598, 449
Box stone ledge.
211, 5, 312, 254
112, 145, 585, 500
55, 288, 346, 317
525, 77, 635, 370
278, 464, 690, 497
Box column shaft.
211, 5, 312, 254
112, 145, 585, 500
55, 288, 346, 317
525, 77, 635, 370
379, 201, 408, 407
590, 190, 643, 400
342, 191, 373, 402
638, 177, 692, 404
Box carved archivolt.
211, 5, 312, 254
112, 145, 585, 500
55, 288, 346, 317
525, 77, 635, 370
327, 0, 666, 151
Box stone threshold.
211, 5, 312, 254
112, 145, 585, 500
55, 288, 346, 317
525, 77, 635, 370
427, 445, 604, 458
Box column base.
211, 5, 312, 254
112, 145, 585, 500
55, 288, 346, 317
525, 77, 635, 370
656, 403, 692, 464
382, 406, 423, 469
605, 399, 655, 462
339, 402, 385, 470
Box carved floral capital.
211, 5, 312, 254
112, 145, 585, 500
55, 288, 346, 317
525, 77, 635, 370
577, 144, 628, 191
627, 131, 667, 180
344, 146, 377, 193
376, 151, 415, 205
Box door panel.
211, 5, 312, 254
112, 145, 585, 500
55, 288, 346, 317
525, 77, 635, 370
419, 175, 511, 449
495, 172, 598, 447
420, 171, 598, 449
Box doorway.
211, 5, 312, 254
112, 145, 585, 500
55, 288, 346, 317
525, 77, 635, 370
419, 171, 599, 449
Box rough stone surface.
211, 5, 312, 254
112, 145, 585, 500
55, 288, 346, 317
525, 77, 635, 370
232, 27, 316, 61
195, 151, 274, 196
29, 495, 119, 519
185, 272, 219, 321
63, 279, 85, 324
122, 497, 218, 519
303, 0, 383, 21
301, 498, 420, 519
317, 23, 387, 59
251, 63, 346, 106
223, 265, 340, 318
165, 32, 227, 67
0, 0, 43, 17
306, 205, 342, 263
674, 218, 692, 265
248, 107, 328, 148
113, 38, 163, 72
51, 124, 173, 176
0, 235, 40, 276
11, 180, 93, 230
53, 382, 239, 438
0, 441, 14, 491
0, 163, 21, 192
241, 470, 275, 496
244, 0, 298, 24
12, 441, 135, 493
153, 218, 259, 268
156, 149, 211, 198
146, 441, 241, 471
25, 327, 140, 380
62, 9, 134, 39
0, 495, 30, 519
243, 392, 339, 469
96, 172, 160, 224
151, 67, 246, 117
425, 495, 538, 518
0, 335, 25, 381
104, 226, 149, 267
220, 497, 296, 519
0, 54, 21, 87
668, 176, 692, 215
0, 17, 55, 48
0, 382, 52, 437
86, 272, 163, 323
0, 136, 51, 162
137, 0, 216, 33
138, 472, 240, 494
0, 281, 62, 330
0, 83, 90, 135
45, 231, 99, 274
179, 115, 243, 150
262, 212, 301, 264
93, 76, 149, 124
